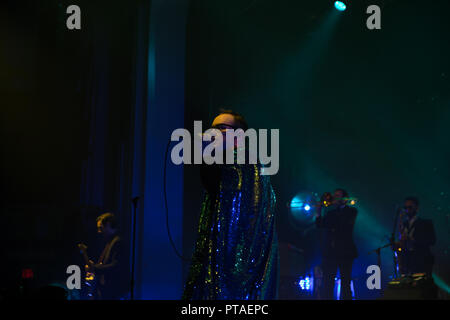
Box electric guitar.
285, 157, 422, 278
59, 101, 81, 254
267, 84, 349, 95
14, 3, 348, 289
77, 243, 99, 299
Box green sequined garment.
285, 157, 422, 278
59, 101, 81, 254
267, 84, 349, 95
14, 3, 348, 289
183, 162, 279, 300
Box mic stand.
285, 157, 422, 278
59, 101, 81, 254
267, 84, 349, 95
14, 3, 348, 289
391, 206, 402, 278
368, 242, 392, 269
130, 196, 140, 300
368, 206, 402, 279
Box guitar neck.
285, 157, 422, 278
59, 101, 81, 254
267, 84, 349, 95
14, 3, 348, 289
81, 251, 90, 265
79, 246, 91, 265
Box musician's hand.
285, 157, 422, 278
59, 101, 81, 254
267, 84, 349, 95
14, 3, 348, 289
84, 260, 95, 272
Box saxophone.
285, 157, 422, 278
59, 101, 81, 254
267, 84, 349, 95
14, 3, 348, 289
394, 213, 409, 275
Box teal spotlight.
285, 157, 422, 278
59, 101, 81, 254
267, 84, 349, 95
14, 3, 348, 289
290, 196, 304, 209
334, 1, 346, 11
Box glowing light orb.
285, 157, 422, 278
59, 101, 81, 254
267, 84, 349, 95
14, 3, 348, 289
334, 1, 346, 11
290, 197, 304, 209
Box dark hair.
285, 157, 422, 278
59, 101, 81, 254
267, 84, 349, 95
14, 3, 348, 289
96, 212, 117, 228
335, 188, 349, 198
404, 196, 419, 207
217, 109, 249, 131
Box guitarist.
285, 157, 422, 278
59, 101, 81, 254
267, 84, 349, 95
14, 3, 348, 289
78, 212, 127, 299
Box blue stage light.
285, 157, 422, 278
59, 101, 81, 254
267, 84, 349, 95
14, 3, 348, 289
334, 1, 346, 11
298, 275, 314, 292
290, 196, 304, 209
289, 192, 319, 224
335, 278, 356, 300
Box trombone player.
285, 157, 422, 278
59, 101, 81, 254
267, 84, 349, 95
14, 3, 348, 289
314, 189, 358, 300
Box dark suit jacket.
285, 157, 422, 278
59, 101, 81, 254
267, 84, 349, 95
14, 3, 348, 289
316, 205, 358, 260
401, 217, 436, 274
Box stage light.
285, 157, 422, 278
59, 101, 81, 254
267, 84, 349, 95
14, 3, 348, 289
336, 278, 341, 300
290, 196, 304, 209
290, 197, 312, 213
335, 278, 356, 300
289, 192, 319, 226
350, 280, 355, 299
22, 268, 34, 279
334, 1, 346, 11
298, 275, 313, 292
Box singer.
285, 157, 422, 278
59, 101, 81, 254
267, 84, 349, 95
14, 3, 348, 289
182, 110, 279, 300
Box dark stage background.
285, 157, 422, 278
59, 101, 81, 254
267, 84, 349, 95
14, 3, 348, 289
1, 0, 143, 298
182, 0, 450, 299
1, 0, 449, 299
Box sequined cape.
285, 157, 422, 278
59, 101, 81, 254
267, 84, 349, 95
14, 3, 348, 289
183, 162, 279, 300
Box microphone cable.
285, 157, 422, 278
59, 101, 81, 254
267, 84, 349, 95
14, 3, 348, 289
164, 139, 191, 262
